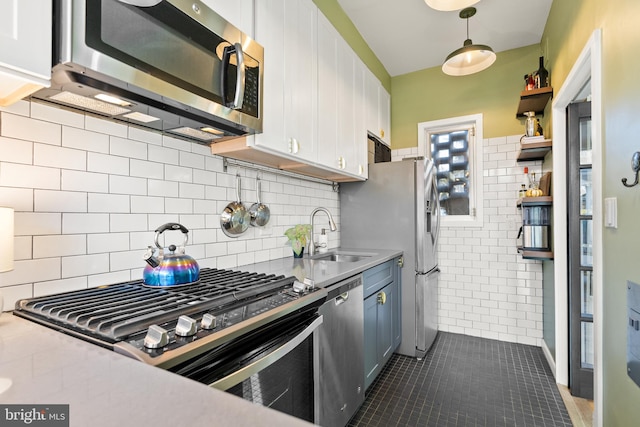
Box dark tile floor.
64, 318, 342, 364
348, 332, 572, 427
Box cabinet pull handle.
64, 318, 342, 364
377, 291, 386, 305
288, 138, 300, 154
335, 292, 349, 305
397, 257, 404, 268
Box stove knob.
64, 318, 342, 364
143, 325, 169, 349
201, 313, 217, 330
175, 315, 198, 337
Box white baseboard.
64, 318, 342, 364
541, 339, 557, 380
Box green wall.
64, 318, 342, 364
390, 45, 540, 148
543, 0, 640, 424
313, 0, 391, 92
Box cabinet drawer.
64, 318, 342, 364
363, 260, 394, 298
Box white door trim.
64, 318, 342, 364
551, 28, 603, 426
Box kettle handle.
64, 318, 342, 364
154, 223, 189, 249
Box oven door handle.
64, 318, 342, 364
209, 315, 323, 391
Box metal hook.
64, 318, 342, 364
622, 151, 640, 187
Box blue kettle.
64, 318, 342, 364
142, 223, 200, 287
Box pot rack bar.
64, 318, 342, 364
221, 157, 340, 192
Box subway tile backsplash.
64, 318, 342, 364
0, 100, 340, 310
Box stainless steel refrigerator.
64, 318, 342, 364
340, 157, 440, 358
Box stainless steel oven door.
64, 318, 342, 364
169, 312, 322, 423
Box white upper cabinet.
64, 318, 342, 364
201, 0, 254, 37
254, 0, 317, 163
364, 67, 391, 146
0, 0, 51, 106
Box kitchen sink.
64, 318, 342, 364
310, 251, 373, 263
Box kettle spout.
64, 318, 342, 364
143, 246, 160, 268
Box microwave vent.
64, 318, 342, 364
50, 91, 132, 116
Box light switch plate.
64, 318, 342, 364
605, 197, 617, 228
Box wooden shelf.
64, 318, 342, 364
517, 139, 552, 161
517, 196, 553, 207
518, 247, 554, 260
516, 86, 553, 117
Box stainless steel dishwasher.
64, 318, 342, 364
315, 274, 364, 427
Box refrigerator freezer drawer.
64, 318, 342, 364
416, 268, 439, 358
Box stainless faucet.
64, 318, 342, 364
308, 207, 337, 256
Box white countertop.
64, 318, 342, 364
0, 314, 313, 427
0, 249, 402, 427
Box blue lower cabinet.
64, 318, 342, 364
363, 257, 402, 390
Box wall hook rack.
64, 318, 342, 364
622, 152, 640, 187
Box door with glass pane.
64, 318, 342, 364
567, 100, 593, 399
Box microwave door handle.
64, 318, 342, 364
220, 43, 246, 110
232, 42, 246, 109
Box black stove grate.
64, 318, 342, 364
14, 268, 295, 343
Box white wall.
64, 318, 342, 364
0, 100, 339, 310
393, 135, 545, 347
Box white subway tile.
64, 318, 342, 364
35, 190, 87, 213
31, 102, 85, 128
109, 175, 147, 195
88, 233, 130, 254
147, 179, 177, 198
193, 199, 217, 215
0, 187, 34, 211
193, 169, 217, 186
110, 250, 144, 271
0, 99, 29, 116
130, 159, 163, 179
148, 145, 179, 165
110, 214, 147, 232
89, 193, 130, 213
62, 213, 109, 234
177, 214, 205, 230
87, 270, 132, 287
165, 164, 192, 182
179, 182, 205, 199
34, 143, 87, 170
62, 253, 110, 278
129, 231, 156, 250
0, 163, 60, 190
87, 152, 129, 175
85, 116, 128, 138
34, 276, 88, 297
61, 170, 108, 193
131, 196, 164, 214
0, 283, 32, 310
128, 127, 162, 145
205, 156, 224, 172
180, 151, 205, 170
34, 235, 86, 258
0, 257, 60, 286
165, 198, 193, 214
1, 113, 61, 145
110, 136, 147, 160
13, 236, 32, 260
15, 213, 61, 236
62, 126, 109, 153
162, 135, 192, 152
0, 136, 32, 164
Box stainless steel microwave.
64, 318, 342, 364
33, 0, 263, 143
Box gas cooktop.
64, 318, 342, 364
14, 268, 326, 367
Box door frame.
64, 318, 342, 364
551, 29, 602, 425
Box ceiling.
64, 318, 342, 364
335, 0, 553, 77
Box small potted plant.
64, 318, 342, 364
284, 224, 311, 258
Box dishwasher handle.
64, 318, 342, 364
335, 292, 349, 306
209, 315, 323, 391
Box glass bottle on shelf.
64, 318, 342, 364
534, 56, 549, 88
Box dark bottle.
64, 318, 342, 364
535, 56, 549, 88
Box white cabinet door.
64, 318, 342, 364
201, 0, 254, 37
337, 39, 357, 175
364, 68, 379, 139
378, 86, 391, 145
254, 0, 317, 163
0, 0, 51, 106
353, 59, 368, 179
316, 12, 339, 170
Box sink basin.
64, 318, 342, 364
311, 252, 372, 263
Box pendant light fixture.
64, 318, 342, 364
425, 0, 479, 12
442, 7, 496, 76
